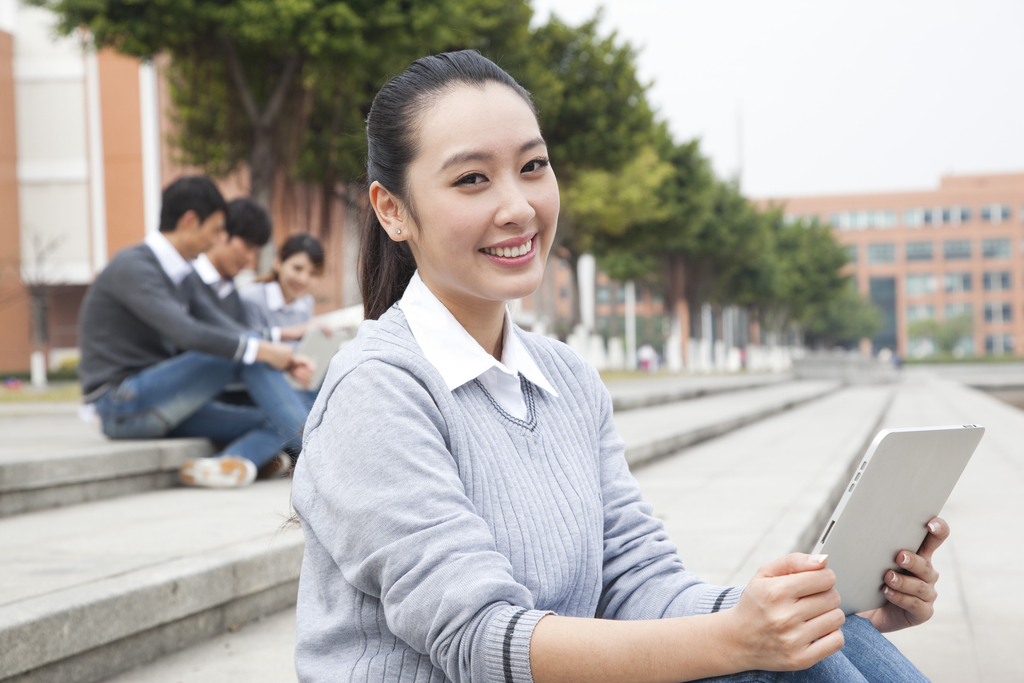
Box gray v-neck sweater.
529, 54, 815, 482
292, 306, 740, 683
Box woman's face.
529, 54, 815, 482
383, 82, 559, 315
275, 251, 317, 303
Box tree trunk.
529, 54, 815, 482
250, 126, 277, 273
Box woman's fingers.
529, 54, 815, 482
886, 570, 938, 602
894, 548, 939, 585
915, 517, 949, 560
882, 582, 935, 624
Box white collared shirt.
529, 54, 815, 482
398, 271, 558, 420
144, 231, 194, 286
192, 253, 236, 299
265, 280, 314, 317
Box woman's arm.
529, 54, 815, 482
531, 553, 846, 683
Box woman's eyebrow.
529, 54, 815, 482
439, 137, 547, 172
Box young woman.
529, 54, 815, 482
292, 51, 944, 683
240, 233, 325, 346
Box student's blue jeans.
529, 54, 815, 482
95, 351, 309, 468
697, 615, 928, 682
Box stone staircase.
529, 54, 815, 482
0, 374, 872, 683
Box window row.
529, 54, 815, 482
904, 302, 1016, 324
824, 203, 1018, 231
903, 271, 1015, 294
849, 238, 1014, 264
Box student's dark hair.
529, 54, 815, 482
158, 175, 227, 233
359, 50, 536, 320
258, 233, 325, 282
225, 198, 272, 247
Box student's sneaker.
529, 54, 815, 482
257, 452, 294, 480
179, 455, 257, 488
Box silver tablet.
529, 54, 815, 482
813, 425, 984, 615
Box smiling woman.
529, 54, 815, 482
290, 50, 940, 683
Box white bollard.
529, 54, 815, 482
30, 351, 47, 388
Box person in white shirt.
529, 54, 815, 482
192, 197, 272, 325
240, 233, 324, 346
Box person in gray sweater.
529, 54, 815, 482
292, 52, 946, 683
78, 176, 313, 487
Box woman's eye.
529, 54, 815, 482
522, 157, 550, 174
455, 173, 487, 186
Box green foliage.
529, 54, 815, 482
907, 314, 974, 355
803, 283, 883, 348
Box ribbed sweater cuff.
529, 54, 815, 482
483, 607, 551, 683
694, 586, 743, 614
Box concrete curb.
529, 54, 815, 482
609, 373, 791, 412
0, 533, 303, 682
624, 382, 840, 468
0, 439, 215, 517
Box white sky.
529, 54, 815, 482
529, 0, 1024, 198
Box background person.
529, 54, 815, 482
192, 197, 272, 325
240, 233, 326, 346
78, 175, 313, 488
290, 51, 945, 683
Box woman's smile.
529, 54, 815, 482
480, 233, 536, 263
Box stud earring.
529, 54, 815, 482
396, 229, 401, 235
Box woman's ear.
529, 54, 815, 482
369, 181, 408, 242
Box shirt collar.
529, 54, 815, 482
144, 231, 194, 286
398, 270, 558, 397
192, 253, 222, 285
265, 280, 312, 314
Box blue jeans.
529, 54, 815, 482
95, 352, 309, 468
696, 616, 928, 682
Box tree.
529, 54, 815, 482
907, 314, 974, 357
32, 0, 476, 223
803, 282, 883, 348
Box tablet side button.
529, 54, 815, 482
821, 520, 837, 544
848, 483, 856, 493
854, 472, 861, 481
859, 461, 868, 470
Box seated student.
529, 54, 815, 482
78, 175, 314, 488
192, 197, 271, 325
239, 233, 325, 346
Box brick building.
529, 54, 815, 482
763, 172, 1024, 358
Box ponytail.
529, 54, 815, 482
359, 200, 416, 320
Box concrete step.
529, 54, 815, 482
606, 372, 791, 412
0, 375, 806, 518
104, 384, 893, 683
0, 378, 845, 683
0, 413, 214, 518
616, 379, 840, 467
0, 479, 300, 683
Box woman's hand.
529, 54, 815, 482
727, 553, 846, 672
858, 517, 948, 633
280, 321, 334, 341
288, 354, 316, 388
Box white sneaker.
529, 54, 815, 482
179, 455, 257, 488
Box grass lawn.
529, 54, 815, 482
0, 382, 81, 403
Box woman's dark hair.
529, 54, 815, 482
359, 50, 536, 320
258, 233, 325, 282
159, 175, 227, 232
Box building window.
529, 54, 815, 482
906, 273, 937, 296
905, 241, 933, 261
829, 211, 897, 231
983, 271, 1012, 291
903, 209, 923, 228
984, 302, 1013, 324
868, 243, 896, 263
943, 240, 972, 260
923, 209, 935, 225
845, 245, 858, 263
945, 303, 973, 319
985, 334, 1015, 355
944, 272, 972, 292
982, 238, 1011, 260
981, 204, 1012, 223
907, 304, 935, 322
597, 286, 610, 304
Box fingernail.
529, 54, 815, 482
883, 586, 892, 596
928, 521, 941, 533
900, 552, 910, 566
889, 571, 899, 585
810, 554, 828, 564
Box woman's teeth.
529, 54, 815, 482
484, 238, 532, 258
